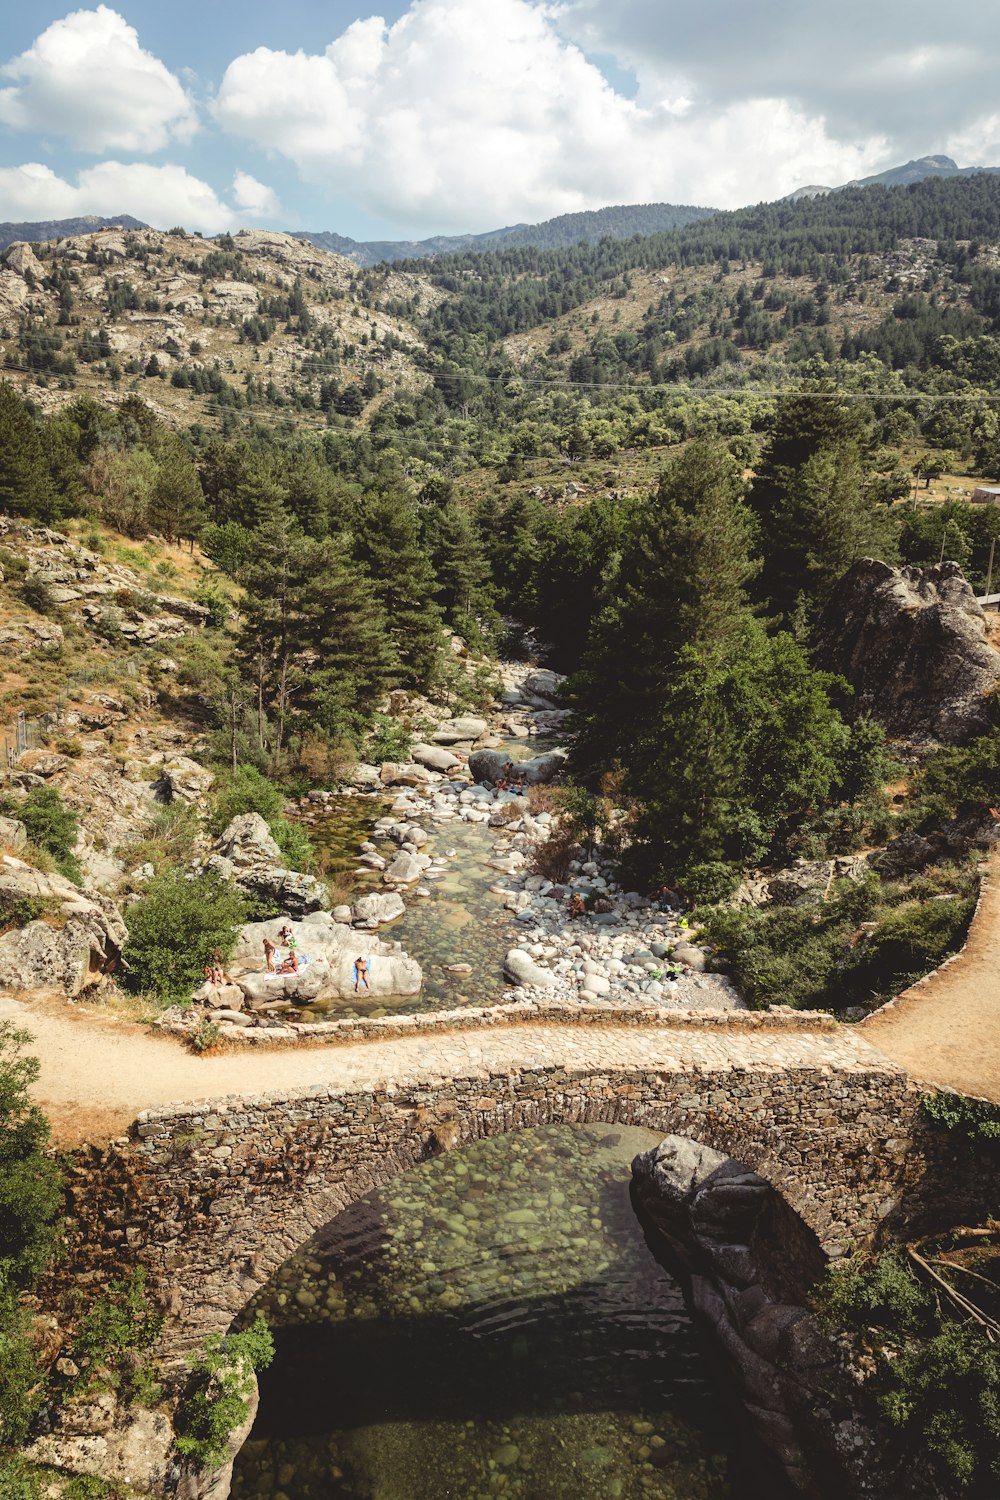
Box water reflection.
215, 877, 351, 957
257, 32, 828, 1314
231, 1125, 785, 1500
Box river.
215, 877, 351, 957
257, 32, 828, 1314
229, 1124, 791, 1500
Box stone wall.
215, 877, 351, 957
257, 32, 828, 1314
51, 1050, 921, 1362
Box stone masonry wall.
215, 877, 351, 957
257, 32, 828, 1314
51, 1053, 922, 1362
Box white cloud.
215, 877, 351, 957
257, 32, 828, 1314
0, 161, 238, 233
232, 170, 281, 218
213, 0, 890, 226
0, 5, 196, 153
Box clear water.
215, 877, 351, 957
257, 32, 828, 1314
231, 1125, 787, 1500
303, 795, 525, 1019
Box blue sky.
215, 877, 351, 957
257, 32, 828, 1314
2, 2, 999, 239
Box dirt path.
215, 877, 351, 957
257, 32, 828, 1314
861, 855, 1000, 1103
0, 991, 890, 1149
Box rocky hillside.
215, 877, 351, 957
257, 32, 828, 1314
0, 214, 149, 254
0, 226, 441, 431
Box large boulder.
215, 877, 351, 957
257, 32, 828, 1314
351, 892, 405, 927
467, 749, 509, 785
210, 814, 330, 918
503, 947, 557, 989
814, 560, 1000, 743
215, 812, 281, 865
0, 855, 127, 996
523, 668, 566, 703
468, 748, 568, 787
230, 913, 421, 1004
349, 763, 382, 791
410, 742, 461, 773
431, 716, 488, 744
158, 756, 214, 804
383, 850, 428, 885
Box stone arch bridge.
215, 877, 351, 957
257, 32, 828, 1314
53, 1008, 927, 1358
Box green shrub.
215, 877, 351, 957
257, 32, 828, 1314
194, 583, 229, 629
0, 1023, 64, 1443
815, 1248, 1000, 1496
19, 579, 56, 615
4, 788, 78, 866
174, 1316, 274, 1470
209, 765, 312, 872
121, 868, 247, 1002
922, 1090, 1000, 1147
125, 801, 202, 876
0, 1457, 128, 1498
69, 1267, 163, 1402
191, 1018, 221, 1054
364, 713, 411, 765
0, 891, 46, 934
700, 866, 976, 1011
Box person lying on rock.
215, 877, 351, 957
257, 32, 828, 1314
263, 936, 276, 972
354, 955, 370, 992
279, 922, 297, 953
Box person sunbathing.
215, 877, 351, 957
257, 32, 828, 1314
276, 949, 300, 975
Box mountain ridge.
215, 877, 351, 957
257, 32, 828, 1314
0, 213, 149, 253
291, 201, 717, 267
786, 154, 1000, 201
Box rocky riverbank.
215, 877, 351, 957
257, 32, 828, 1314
175, 661, 741, 1039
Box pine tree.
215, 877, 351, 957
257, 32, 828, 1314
420, 499, 493, 636
237, 519, 397, 753
0, 382, 57, 522
750, 384, 897, 625
354, 492, 443, 689
148, 438, 206, 544
573, 438, 758, 778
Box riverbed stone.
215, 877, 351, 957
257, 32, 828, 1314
351, 892, 406, 927
410, 742, 462, 773
503, 948, 557, 989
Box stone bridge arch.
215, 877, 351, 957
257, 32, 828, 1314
58, 1038, 919, 1359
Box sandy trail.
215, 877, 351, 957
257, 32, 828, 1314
0, 991, 888, 1149
861, 855, 1000, 1103
6, 850, 999, 1147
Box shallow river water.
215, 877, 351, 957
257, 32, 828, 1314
230, 1124, 789, 1500
306, 794, 524, 1018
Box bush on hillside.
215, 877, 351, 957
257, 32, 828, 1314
814, 1248, 1000, 1497
121, 868, 247, 1002
209, 765, 311, 871
700, 865, 976, 1011
0, 1023, 64, 1443
174, 1315, 274, 1470
1, 788, 79, 883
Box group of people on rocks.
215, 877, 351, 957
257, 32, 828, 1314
262, 923, 371, 993
203, 921, 373, 996
262, 923, 302, 976
494, 761, 528, 794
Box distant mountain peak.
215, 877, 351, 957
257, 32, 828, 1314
787, 153, 999, 203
